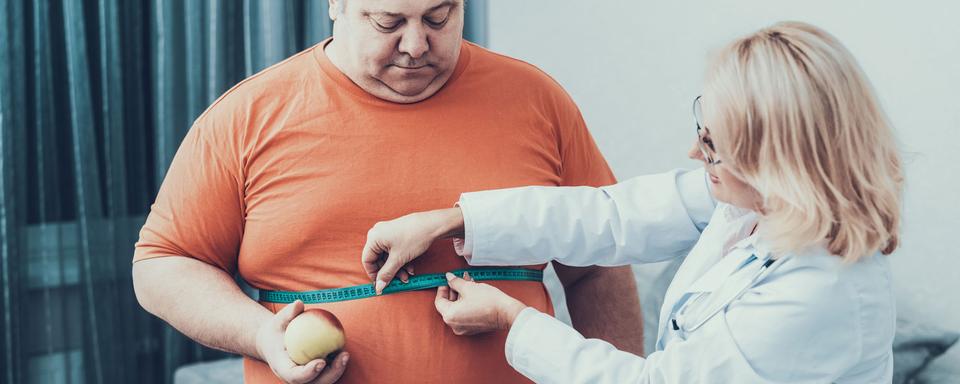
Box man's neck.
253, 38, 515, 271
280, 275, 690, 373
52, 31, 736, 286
322, 38, 456, 104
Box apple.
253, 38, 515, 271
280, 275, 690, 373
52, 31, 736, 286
284, 308, 346, 365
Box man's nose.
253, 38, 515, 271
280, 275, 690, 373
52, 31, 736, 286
398, 25, 429, 59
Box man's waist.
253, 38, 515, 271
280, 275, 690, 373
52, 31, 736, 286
257, 267, 544, 304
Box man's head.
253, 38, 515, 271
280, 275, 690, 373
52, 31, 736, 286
325, 0, 465, 104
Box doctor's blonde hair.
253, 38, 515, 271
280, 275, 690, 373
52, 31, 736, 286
702, 21, 902, 261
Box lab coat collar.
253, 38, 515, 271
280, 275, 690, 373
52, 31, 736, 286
682, 240, 773, 293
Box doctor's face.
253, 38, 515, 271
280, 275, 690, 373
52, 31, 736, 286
688, 139, 764, 212
690, 96, 764, 211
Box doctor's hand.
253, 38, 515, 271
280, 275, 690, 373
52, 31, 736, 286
435, 272, 529, 335
361, 208, 465, 294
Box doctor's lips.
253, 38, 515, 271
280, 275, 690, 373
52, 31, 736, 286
708, 172, 721, 184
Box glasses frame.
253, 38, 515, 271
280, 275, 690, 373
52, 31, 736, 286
693, 95, 722, 165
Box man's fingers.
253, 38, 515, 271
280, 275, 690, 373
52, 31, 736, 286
314, 352, 350, 384
404, 265, 415, 276
286, 359, 325, 383
277, 300, 305, 329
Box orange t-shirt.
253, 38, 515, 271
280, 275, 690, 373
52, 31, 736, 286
134, 38, 616, 383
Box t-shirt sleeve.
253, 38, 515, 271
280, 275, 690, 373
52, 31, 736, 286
133, 111, 246, 274
550, 86, 617, 187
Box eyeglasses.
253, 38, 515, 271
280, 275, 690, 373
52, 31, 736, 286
693, 95, 722, 165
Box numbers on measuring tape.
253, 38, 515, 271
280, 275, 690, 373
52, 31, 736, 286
259, 268, 543, 304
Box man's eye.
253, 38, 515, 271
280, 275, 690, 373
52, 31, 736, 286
373, 19, 401, 32
425, 16, 448, 27
424, 8, 450, 28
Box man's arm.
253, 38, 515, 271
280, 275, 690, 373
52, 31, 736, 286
133, 256, 350, 383
132, 256, 270, 358
553, 263, 644, 356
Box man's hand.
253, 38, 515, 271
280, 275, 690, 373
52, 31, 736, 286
434, 272, 529, 335
361, 208, 464, 294
255, 300, 350, 384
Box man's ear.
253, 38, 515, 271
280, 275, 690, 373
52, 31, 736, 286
327, 0, 339, 21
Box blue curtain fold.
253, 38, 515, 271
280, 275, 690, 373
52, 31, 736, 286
0, 1, 487, 383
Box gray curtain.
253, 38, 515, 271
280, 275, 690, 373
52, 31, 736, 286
0, 1, 487, 383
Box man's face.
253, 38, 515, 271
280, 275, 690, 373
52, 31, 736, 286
328, 0, 465, 103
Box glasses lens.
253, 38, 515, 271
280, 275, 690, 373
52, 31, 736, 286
697, 136, 715, 164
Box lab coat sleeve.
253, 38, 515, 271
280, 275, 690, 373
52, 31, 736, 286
503, 263, 865, 384
455, 168, 715, 266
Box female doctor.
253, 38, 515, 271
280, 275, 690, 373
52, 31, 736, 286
360, 22, 902, 383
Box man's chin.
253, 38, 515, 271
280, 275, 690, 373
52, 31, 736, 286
374, 80, 442, 103
385, 79, 434, 96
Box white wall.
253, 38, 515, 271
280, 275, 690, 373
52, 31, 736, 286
489, 1, 960, 331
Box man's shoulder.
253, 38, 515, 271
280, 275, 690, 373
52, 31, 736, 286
465, 41, 569, 96
198, 46, 322, 122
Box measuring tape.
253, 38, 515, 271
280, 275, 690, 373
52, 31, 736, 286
258, 268, 543, 304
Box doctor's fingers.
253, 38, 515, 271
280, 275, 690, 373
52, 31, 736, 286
375, 250, 416, 291
435, 286, 455, 315
434, 294, 467, 334
371, 258, 410, 283
444, 272, 479, 294
360, 229, 414, 277
450, 272, 473, 301
359, 239, 386, 282
436, 284, 458, 302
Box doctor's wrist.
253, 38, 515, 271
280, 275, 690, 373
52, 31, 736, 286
434, 207, 465, 240
498, 298, 529, 330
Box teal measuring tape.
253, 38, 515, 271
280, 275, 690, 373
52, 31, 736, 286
258, 268, 543, 304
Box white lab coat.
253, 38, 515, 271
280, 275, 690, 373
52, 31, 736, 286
455, 169, 895, 384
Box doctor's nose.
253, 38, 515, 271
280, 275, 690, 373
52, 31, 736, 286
688, 140, 706, 164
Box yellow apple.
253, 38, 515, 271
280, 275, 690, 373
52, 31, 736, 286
284, 308, 346, 365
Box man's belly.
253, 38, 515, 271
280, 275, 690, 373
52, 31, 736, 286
246, 280, 554, 383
